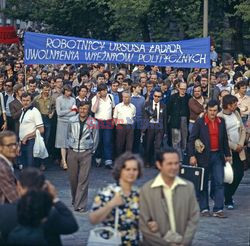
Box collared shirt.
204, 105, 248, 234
51, 89, 62, 101
235, 93, 250, 117
151, 173, 187, 232
111, 91, 120, 106
3, 92, 14, 117
19, 106, 44, 141
113, 102, 136, 125
217, 83, 233, 93
204, 114, 220, 151
150, 101, 160, 123
91, 94, 115, 120
33, 94, 55, 115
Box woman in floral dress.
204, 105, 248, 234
89, 152, 144, 245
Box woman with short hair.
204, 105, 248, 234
89, 152, 143, 245
55, 84, 76, 170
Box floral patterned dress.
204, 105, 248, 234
91, 183, 140, 246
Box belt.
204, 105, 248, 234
70, 148, 89, 153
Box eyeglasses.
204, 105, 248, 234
2, 142, 18, 148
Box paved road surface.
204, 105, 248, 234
44, 164, 250, 246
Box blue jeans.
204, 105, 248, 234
199, 152, 224, 212
20, 139, 35, 168
188, 122, 194, 135
96, 120, 113, 162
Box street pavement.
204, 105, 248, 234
44, 163, 250, 246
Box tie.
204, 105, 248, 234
155, 103, 158, 121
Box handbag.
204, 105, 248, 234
224, 161, 234, 184
87, 207, 122, 246
33, 130, 49, 159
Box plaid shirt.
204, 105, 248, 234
0, 155, 18, 204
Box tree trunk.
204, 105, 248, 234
140, 15, 151, 42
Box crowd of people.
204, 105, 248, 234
0, 41, 249, 245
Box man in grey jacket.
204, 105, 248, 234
67, 101, 99, 213
140, 148, 199, 246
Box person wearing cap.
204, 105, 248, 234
188, 100, 231, 218
91, 83, 115, 168
10, 83, 24, 136
55, 84, 76, 170
218, 95, 246, 210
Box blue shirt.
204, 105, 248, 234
111, 92, 120, 106
131, 95, 145, 119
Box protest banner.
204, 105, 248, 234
24, 32, 210, 68
0, 26, 19, 44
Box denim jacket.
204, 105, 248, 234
67, 115, 99, 153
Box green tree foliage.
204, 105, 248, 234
3, 0, 250, 51
235, 0, 250, 21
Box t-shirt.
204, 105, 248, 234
91, 94, 115, 120
19, 107, 43, 141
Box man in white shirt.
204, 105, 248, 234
235, 80, 250, 125
217, 73, 233, 93
113, 91, 136, 156
19, 93, 44, 168
91, 84, 115, 168
218, 95, 246, 209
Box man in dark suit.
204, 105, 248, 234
9, 84, 24, 137
143, 89, 167, 167
0, 168, 79, 246
167, 81, 190, 162
0, 131, 19, 204
188, 100, 231, 218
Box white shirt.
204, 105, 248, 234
217, 83, 233, 93
235, 93, 250, 116
151, 174, 187, 232
91, 94, 115, 120
0, 93, 6, 114
223, 112, 240, 145
150, 101, 160, 123
113, 102, 136, 125
19, 107, 43, 141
